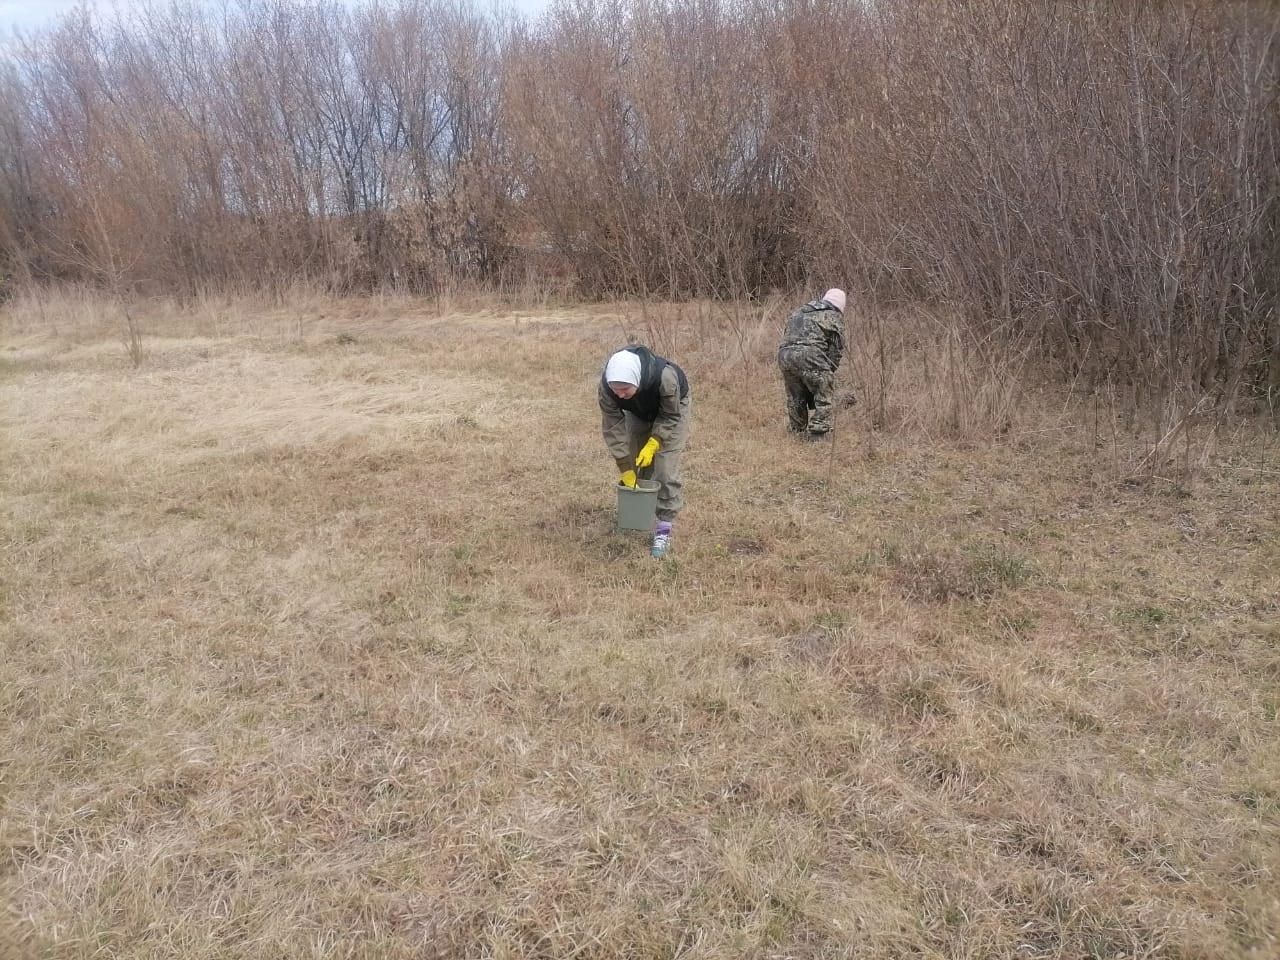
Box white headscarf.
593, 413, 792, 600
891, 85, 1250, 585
604, 349, 643, 387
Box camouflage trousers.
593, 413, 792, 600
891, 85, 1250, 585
778, 348, 836, 435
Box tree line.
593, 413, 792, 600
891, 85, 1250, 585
0, 0, 1276, 395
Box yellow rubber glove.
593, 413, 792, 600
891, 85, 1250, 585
635, 437, 661, 469
619, 469, 638, 488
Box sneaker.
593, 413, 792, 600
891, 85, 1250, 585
651, 521, 673, 559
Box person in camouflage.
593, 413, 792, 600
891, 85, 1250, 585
599, 345, 692, 559
777, 288, 846, 438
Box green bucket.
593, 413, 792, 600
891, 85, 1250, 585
616, 478, 660, 531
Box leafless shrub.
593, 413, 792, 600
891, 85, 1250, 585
0, 0, 1275, 421
0, 0, 515, 298
809, 0, 1279, 428
119, 302, 144, 367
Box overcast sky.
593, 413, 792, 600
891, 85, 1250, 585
0, 0, 95, 31
0, 0, 550, 33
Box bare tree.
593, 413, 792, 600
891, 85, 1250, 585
0, 0, 1274, 406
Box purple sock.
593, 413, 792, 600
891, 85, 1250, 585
655, 520, 673, 536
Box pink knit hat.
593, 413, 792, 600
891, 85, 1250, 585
822, 289, 846, 312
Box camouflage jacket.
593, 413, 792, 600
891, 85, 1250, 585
778, 299, 845, 371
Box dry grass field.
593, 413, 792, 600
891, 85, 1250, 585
2, 291, 1279, 959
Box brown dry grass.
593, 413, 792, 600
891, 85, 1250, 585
2, 292, 1279, 959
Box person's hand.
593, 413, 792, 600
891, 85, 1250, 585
619, 469, 638, 488
635, 437, 661, 469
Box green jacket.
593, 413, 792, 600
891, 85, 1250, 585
599, 362, 688, 467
